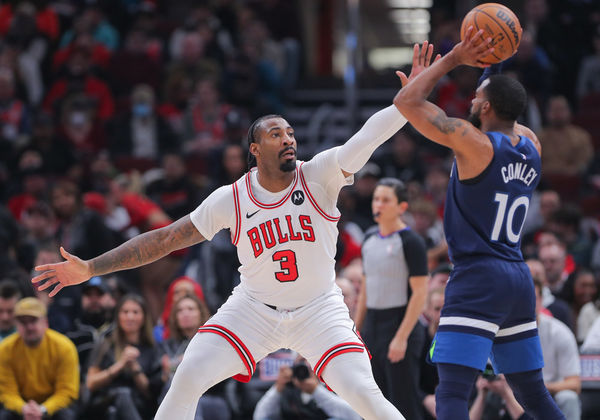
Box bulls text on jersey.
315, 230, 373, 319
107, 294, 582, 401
247, 215, 315, 258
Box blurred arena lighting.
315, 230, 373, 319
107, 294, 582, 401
368, 47, 415, 70
390, 8, 431, 42
386, 0, 431, 45
386, 0, 433, 7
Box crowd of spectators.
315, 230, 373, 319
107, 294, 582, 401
0, 0, 599, 419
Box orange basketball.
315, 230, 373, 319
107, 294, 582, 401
460, 3, 522, 64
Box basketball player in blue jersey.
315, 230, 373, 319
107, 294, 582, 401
393, 27, 565, 420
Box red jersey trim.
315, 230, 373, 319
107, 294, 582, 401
197, 324, 256, 382
245, 168, 299, 209
299, 163, 340, 222
314, 342, 364, 383
353, 327, 372, 359
232, 182, 241, 245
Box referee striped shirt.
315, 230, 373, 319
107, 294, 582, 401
361, 226, 428, 309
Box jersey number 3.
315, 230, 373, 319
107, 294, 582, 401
491, 193, 530, 244
272, 250, 299, 282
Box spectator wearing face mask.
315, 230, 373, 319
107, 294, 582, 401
107, 84, 179, 166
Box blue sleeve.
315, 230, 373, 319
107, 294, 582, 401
477, 63, 504, 87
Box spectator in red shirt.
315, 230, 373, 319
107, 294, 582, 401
52, 31, 111, 75
0, 1, 59, 41
107, 27, 163, 99
43, 46, 115, 122
435, 66, 479, 119
182, 77, 231, 156
157, 72, 193, 139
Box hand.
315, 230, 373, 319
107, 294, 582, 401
22, 401, 43, 420
423, 394, 436, 417
160, 354, 171, 375
387, 336, 407, 363
275, 365, 293, 392
32, 247, 91, 297
475, 376, 490, 392
396, 41, 441, 87
486, 374, 511, 397
450, 26, 494, 68
120, 345, 141, 367
293, 374, 319, 395
545, 381, 557, 395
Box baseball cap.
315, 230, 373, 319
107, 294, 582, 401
83, 276, 110, 294
15, 297, 47, 318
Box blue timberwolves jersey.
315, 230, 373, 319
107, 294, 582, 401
444, 132, 541, 263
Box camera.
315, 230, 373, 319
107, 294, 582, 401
482, 363, 497, 381
291, 363, 310, 380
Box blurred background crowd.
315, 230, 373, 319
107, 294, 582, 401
0, 0, 599, 419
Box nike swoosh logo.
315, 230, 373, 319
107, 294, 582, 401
246, 210, 260, 218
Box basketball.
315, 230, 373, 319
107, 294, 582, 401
460, 3, 522, 64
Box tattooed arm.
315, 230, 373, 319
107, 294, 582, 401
32, 215, 205, 296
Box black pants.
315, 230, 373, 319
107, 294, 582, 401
85, 387, 146, 420
362, 306, 426, 420
0, 406, 76, 420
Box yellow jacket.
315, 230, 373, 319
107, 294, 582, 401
0, 329, 79, 415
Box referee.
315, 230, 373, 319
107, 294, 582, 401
356, 177, 429, 420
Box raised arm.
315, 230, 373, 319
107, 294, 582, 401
32, 215, 205, 296
393, 28, 494, 176
337, 42, 440, 178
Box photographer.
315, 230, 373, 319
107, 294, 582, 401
469, 367, 531, 420
253, 358, 361, 420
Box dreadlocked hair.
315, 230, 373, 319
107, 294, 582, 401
246, 114, 283, 170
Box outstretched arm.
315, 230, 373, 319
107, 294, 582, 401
32, 215, 205, 296
337, 42, 440, 177
393, 28, 494, 176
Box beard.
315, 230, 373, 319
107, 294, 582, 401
279, 147, 297, 172
82, 309, 107, 329
280, 159, 296, 172
467, 109, 481, 128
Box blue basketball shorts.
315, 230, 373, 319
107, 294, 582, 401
430, 256, 544, 374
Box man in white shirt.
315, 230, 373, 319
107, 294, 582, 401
534, 277, 582, 419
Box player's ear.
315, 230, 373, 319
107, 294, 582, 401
481, 100, 492, 115
250, 142, 259, 158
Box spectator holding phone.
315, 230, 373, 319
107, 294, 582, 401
253, 356, 361, 420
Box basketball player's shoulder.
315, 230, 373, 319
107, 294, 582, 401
299, 147, 340, 181
515, 123, 542, 155
302, 147, 338, 170
202, 182, 239, 211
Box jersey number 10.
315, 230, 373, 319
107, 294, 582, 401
491, 193, 530, 244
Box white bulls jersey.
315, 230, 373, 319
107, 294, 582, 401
190, 148, 353, 308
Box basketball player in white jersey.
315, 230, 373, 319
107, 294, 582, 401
32, 43, 439, 420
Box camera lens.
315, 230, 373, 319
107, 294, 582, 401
292, 364, 310, 380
